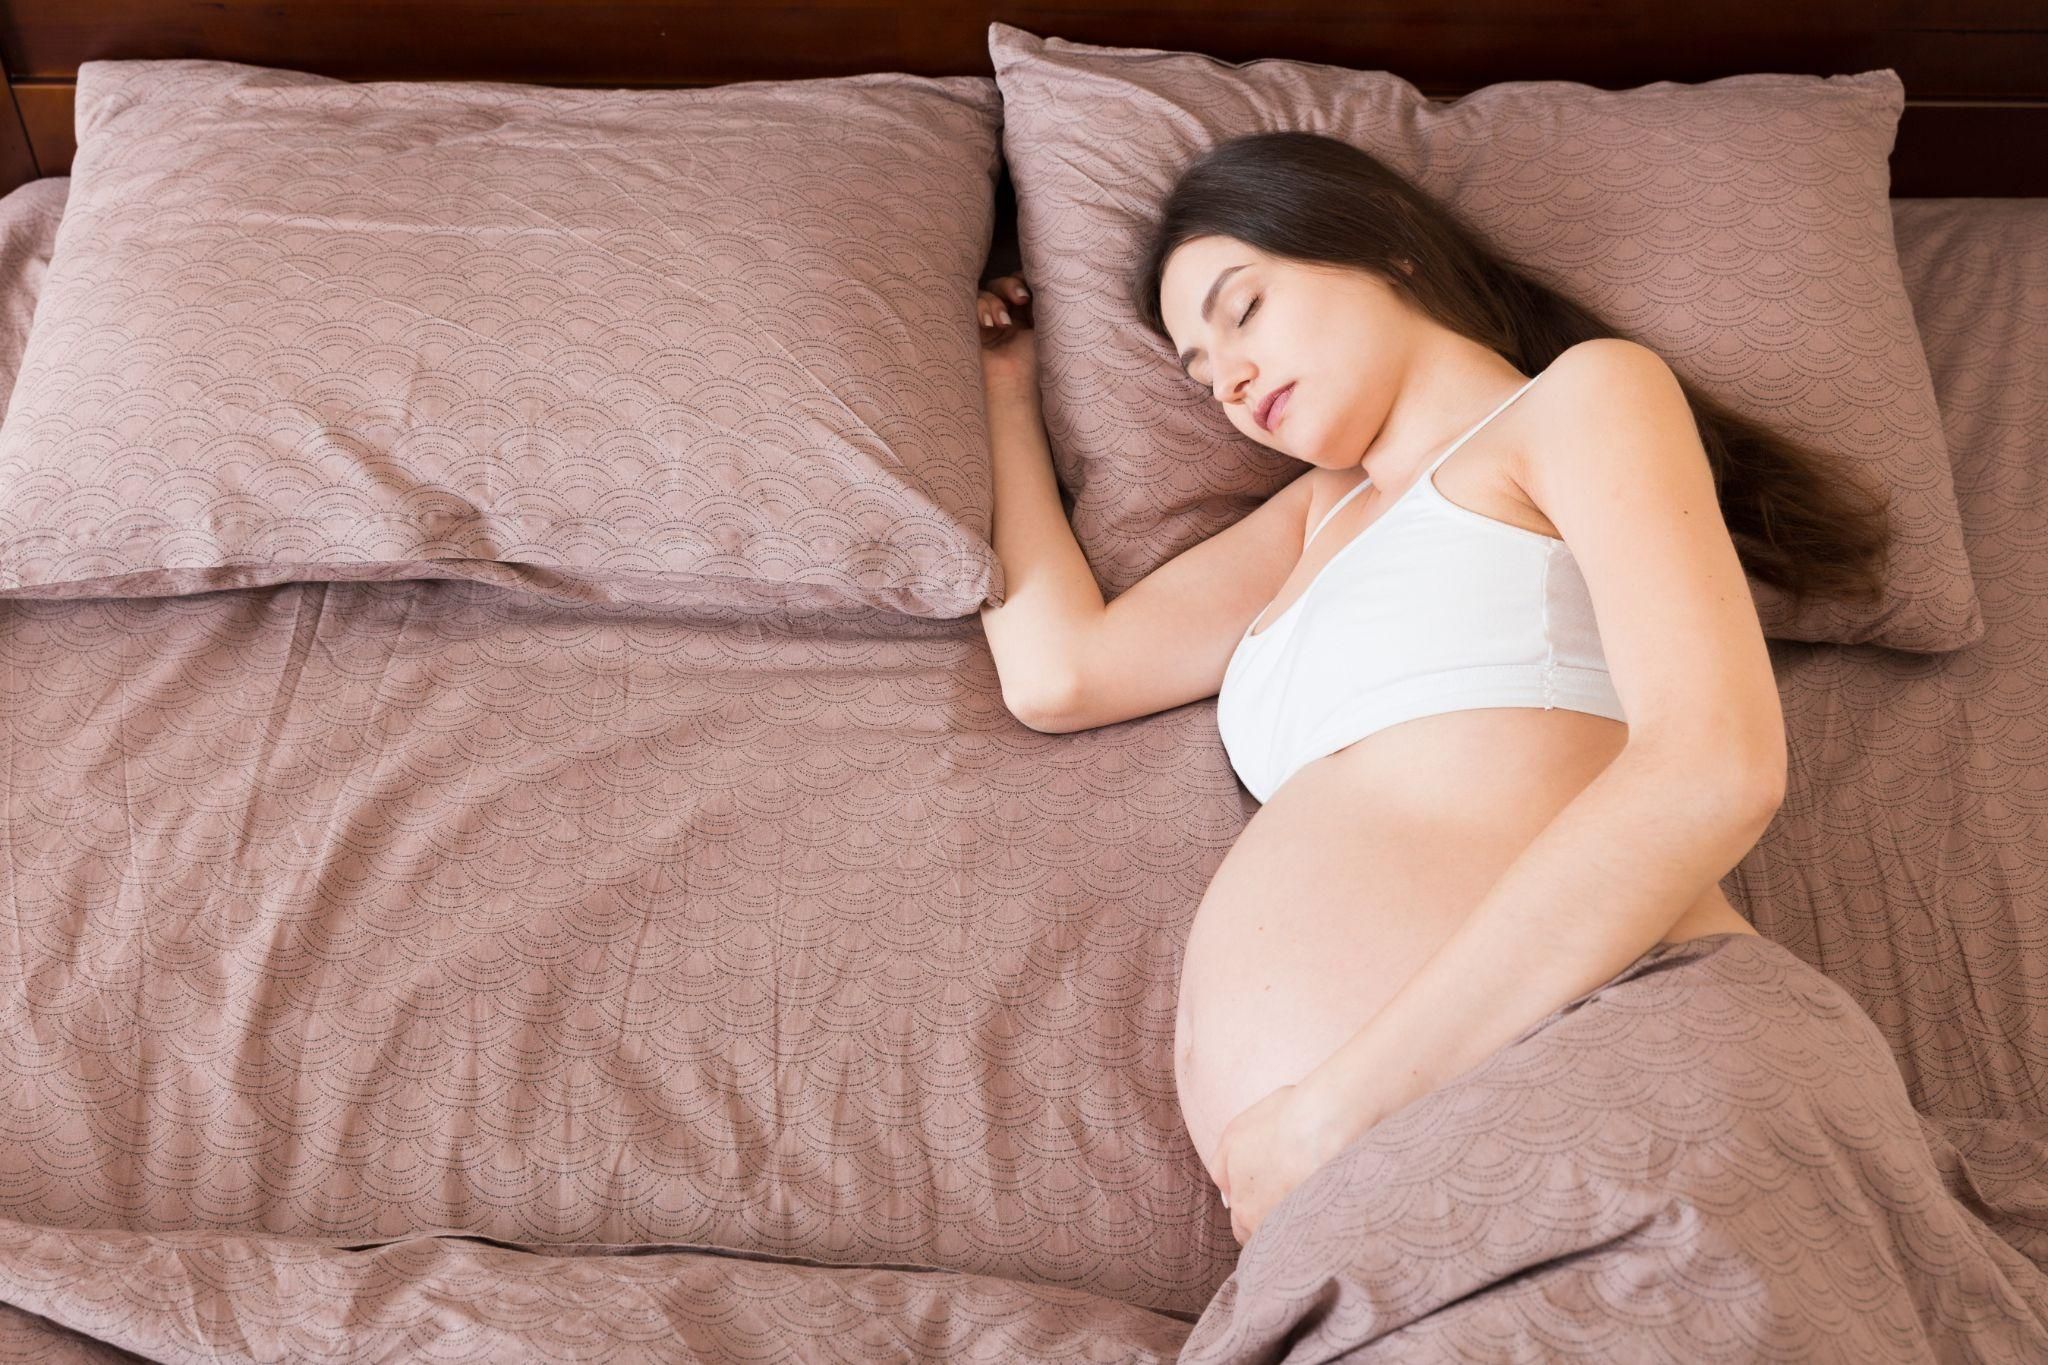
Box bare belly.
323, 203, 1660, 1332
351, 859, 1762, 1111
1172, 706, 1756, 1183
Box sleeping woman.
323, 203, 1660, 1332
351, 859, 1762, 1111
973, 131, 1894, 1247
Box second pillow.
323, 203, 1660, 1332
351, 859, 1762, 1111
990, 23, 1980, 652
0, 59, 1007, 619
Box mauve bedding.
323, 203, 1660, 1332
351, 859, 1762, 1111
1181, 931, 2048, 1360
0, 60, 1008, 620
0, 177, 2044, 1360
0, 176, 64, 422
988, 24, 1982, 654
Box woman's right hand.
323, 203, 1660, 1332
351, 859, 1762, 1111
977, 274, 1038, 397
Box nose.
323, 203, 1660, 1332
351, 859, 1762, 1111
1212, 351, 1255, 412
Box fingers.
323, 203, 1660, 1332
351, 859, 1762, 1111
977, 274, 1036, 346
981, 276, 1032, 306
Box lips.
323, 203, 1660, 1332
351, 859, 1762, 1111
1256, 381, 1295, 432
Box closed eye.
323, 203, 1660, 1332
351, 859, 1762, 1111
1185, 294, 1264, 392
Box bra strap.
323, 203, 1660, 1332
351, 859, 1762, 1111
1424, 371, 1544, 477
1304, 366, 1546, 549
1304, 476, 1373, 549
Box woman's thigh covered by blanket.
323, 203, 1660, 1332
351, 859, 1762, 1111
1178, 932, 2048, 1364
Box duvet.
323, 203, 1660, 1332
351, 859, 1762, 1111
1180, 931, 2048, 1362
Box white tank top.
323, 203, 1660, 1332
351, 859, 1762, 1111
1216, 368, 1627, 804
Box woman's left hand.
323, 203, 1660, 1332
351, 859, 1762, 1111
1213, 1083, 1350, 1245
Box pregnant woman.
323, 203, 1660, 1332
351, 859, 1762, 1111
975, 132, 1893, 1247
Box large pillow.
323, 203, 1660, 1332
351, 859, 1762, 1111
0, 60, 1006, 618
0, 176, 67, 419
990, 23, 1983, 652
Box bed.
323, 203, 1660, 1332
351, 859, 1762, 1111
0, 3, 2043, 1361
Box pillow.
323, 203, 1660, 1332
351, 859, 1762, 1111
989, 23, 1983, 653
0, 60, 1006, 618
0, 176, 67, 420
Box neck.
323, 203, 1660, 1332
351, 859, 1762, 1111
1355, 339, 1531, 484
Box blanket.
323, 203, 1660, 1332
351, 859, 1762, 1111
1179, 931, 2048, 1363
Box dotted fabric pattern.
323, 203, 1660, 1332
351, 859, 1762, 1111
0, 577, 1254, 1323
0, 176, 65, 422
0, 183, 2045, 1355
0, 1217, 1194, 1363
0, 58, 1007, 619
1179, 932, 2048, 1363
1744, 197, 2048, 1122
989, 23, 1983, 653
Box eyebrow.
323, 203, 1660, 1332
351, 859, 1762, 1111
1176, 263, 1249, 377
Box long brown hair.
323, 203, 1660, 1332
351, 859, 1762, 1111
1130, 131, 1891, 611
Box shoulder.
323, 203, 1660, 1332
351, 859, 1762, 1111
1503, 337, 1784, 780
1510, 339, 1691, 485
1540, 337, 1685, 407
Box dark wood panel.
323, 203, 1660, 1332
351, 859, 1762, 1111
10, 79, 60, 178
0, 65, 31, 187
0, 1, 996, 84
2, 0, 2043, 197
5, 0, 2046, 97
1893, 102, 2048, 198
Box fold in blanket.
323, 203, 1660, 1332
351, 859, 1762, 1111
1180, 931, 2048, 1363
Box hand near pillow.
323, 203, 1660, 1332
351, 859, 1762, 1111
977, 273, 1038, 398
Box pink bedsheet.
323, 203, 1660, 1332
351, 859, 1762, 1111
0, 186, 2042, 1360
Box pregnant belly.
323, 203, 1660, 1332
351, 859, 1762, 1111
1172, 707, 1749, 1183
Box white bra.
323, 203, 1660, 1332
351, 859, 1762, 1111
1215, 367, 1627, 804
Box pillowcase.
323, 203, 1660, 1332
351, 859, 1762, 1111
0, 60, 1006, 618
990, 23, 1984, 652
0, 175, 67, 420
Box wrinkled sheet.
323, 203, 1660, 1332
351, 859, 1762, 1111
1179, 931, 2048, 1362
0, 176, 2045, 1361
1740, 198, 2048, 1123
0, 1217, 1190, 1364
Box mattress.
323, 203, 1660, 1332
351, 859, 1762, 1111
0, 186, 2042, 1361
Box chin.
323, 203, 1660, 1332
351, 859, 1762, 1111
1254, 425, 1298, 457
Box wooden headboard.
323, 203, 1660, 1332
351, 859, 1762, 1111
2, 0, 2042, 203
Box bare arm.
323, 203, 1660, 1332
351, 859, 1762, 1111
974, 279, 1104, 724
970, 276, 1315, 733
1289, 748, 1778, 1163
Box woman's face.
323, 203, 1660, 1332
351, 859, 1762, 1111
1158, 235, 1416, 470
